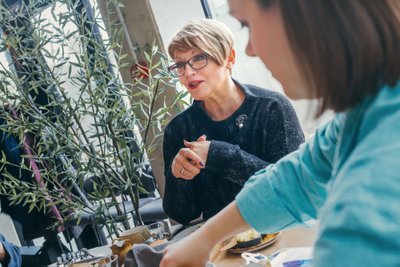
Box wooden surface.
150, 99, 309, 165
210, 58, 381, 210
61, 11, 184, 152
47, 224, 318, 266
211, 226, 318, 267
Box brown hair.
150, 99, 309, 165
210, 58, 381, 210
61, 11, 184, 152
168, 19, 234, 65
257, 0, 400, 114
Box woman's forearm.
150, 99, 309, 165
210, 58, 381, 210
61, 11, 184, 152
161, 201, 251, 267
200, 201, 250, 245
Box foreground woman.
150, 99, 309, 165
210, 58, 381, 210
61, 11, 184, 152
162, 19, 304, 225
161, 1, 400, 266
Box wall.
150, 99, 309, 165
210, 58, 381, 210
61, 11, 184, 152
149, 0, 206, 49
135, 0, 206, 195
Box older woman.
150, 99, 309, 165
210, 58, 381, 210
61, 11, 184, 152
162, 19, 304, 225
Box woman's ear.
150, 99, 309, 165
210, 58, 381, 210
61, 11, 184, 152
228, 48, 236, 65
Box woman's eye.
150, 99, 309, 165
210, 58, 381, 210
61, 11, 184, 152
194, 54, 206, 61
240, 21, 249, 29
175, 63, 185, 69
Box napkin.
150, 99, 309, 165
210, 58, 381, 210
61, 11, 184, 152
125, 243, 217, 267
125, 243, 166, 267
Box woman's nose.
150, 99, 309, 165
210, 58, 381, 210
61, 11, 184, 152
245, 41, 256, 57
184, 64, 196, 76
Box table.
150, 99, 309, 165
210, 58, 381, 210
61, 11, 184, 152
48, 224, 318, 266
211, 226, 318, 267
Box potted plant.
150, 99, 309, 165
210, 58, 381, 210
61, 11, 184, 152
0, 0, 183, 244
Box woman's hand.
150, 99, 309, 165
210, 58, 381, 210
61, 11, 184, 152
0, 242, 6, 263
171, 146, 205, 180
184, 135, 210, 167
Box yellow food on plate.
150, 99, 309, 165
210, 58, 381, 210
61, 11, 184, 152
235, 229, 262, 248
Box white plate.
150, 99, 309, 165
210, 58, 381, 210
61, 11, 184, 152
227, 232, 282, 254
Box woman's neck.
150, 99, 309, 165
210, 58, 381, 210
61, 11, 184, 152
202, 79, 245, 121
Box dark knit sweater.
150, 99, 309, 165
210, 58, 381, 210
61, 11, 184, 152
162, 81, 305, 224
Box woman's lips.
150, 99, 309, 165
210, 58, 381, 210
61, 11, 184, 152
188, 80, 203, 90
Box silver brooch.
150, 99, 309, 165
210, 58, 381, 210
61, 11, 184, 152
236, 114, 248, 129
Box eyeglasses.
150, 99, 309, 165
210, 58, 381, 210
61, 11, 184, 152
168, 53, 209, 77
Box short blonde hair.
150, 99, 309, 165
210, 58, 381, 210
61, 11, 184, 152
168, 19, 234, 65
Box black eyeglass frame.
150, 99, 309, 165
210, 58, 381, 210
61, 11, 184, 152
168, 53, 209, 77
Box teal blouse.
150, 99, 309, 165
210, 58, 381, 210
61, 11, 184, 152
236, 82, 400, 266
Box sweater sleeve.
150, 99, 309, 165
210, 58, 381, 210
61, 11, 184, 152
313, 110, 400, 266
206, 99, 305, 186
162, 122, 201, 224
0, 234, 22, 267
236, 115, 342, 233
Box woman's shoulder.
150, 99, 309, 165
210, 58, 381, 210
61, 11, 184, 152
242, 83, 291, 105
241, 84, 295, 116
165, 105, 197, 131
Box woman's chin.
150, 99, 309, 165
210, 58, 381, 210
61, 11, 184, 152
284, 87, 314, 100
192, 96, 204, 101
189, 92, 205, 101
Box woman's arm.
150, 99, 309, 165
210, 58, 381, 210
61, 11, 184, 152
237, 116, 342, 233
161, 201, 249, 267
313, 109, 400, 266
206, 99, 305, 186
162, 123, 201, 224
